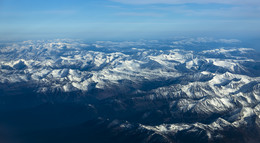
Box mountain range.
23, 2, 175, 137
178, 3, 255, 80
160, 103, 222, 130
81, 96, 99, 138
0, 38, 260, 143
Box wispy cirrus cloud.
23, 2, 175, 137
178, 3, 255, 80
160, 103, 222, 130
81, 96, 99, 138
116, 12, 164, 17
110, 0, 260, 5
40, 10, 77, 15
158, 5, 260, 18
0, 10, 77, 17
109, 0, 260, 19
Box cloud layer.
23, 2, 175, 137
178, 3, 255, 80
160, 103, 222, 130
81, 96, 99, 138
111, 0, 260, 5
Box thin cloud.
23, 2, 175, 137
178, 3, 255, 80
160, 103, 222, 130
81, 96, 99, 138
105, 5, 123, 9
111, 0, 260, 5
116, 12, 164, 17
0, 10, 77, 17
110, 1, 260, 19
41, 10, 77, 15
166, 6, 260, 18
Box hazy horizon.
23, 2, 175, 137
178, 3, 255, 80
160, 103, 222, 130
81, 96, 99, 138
1, 0, 260, 40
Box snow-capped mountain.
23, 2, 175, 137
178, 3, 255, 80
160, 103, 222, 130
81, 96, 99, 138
0, 38, 259, 143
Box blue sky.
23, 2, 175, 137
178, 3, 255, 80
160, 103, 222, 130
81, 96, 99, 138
0, 0, 260, 40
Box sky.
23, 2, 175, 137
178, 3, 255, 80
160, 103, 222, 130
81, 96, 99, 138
0, 0, 260, 40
